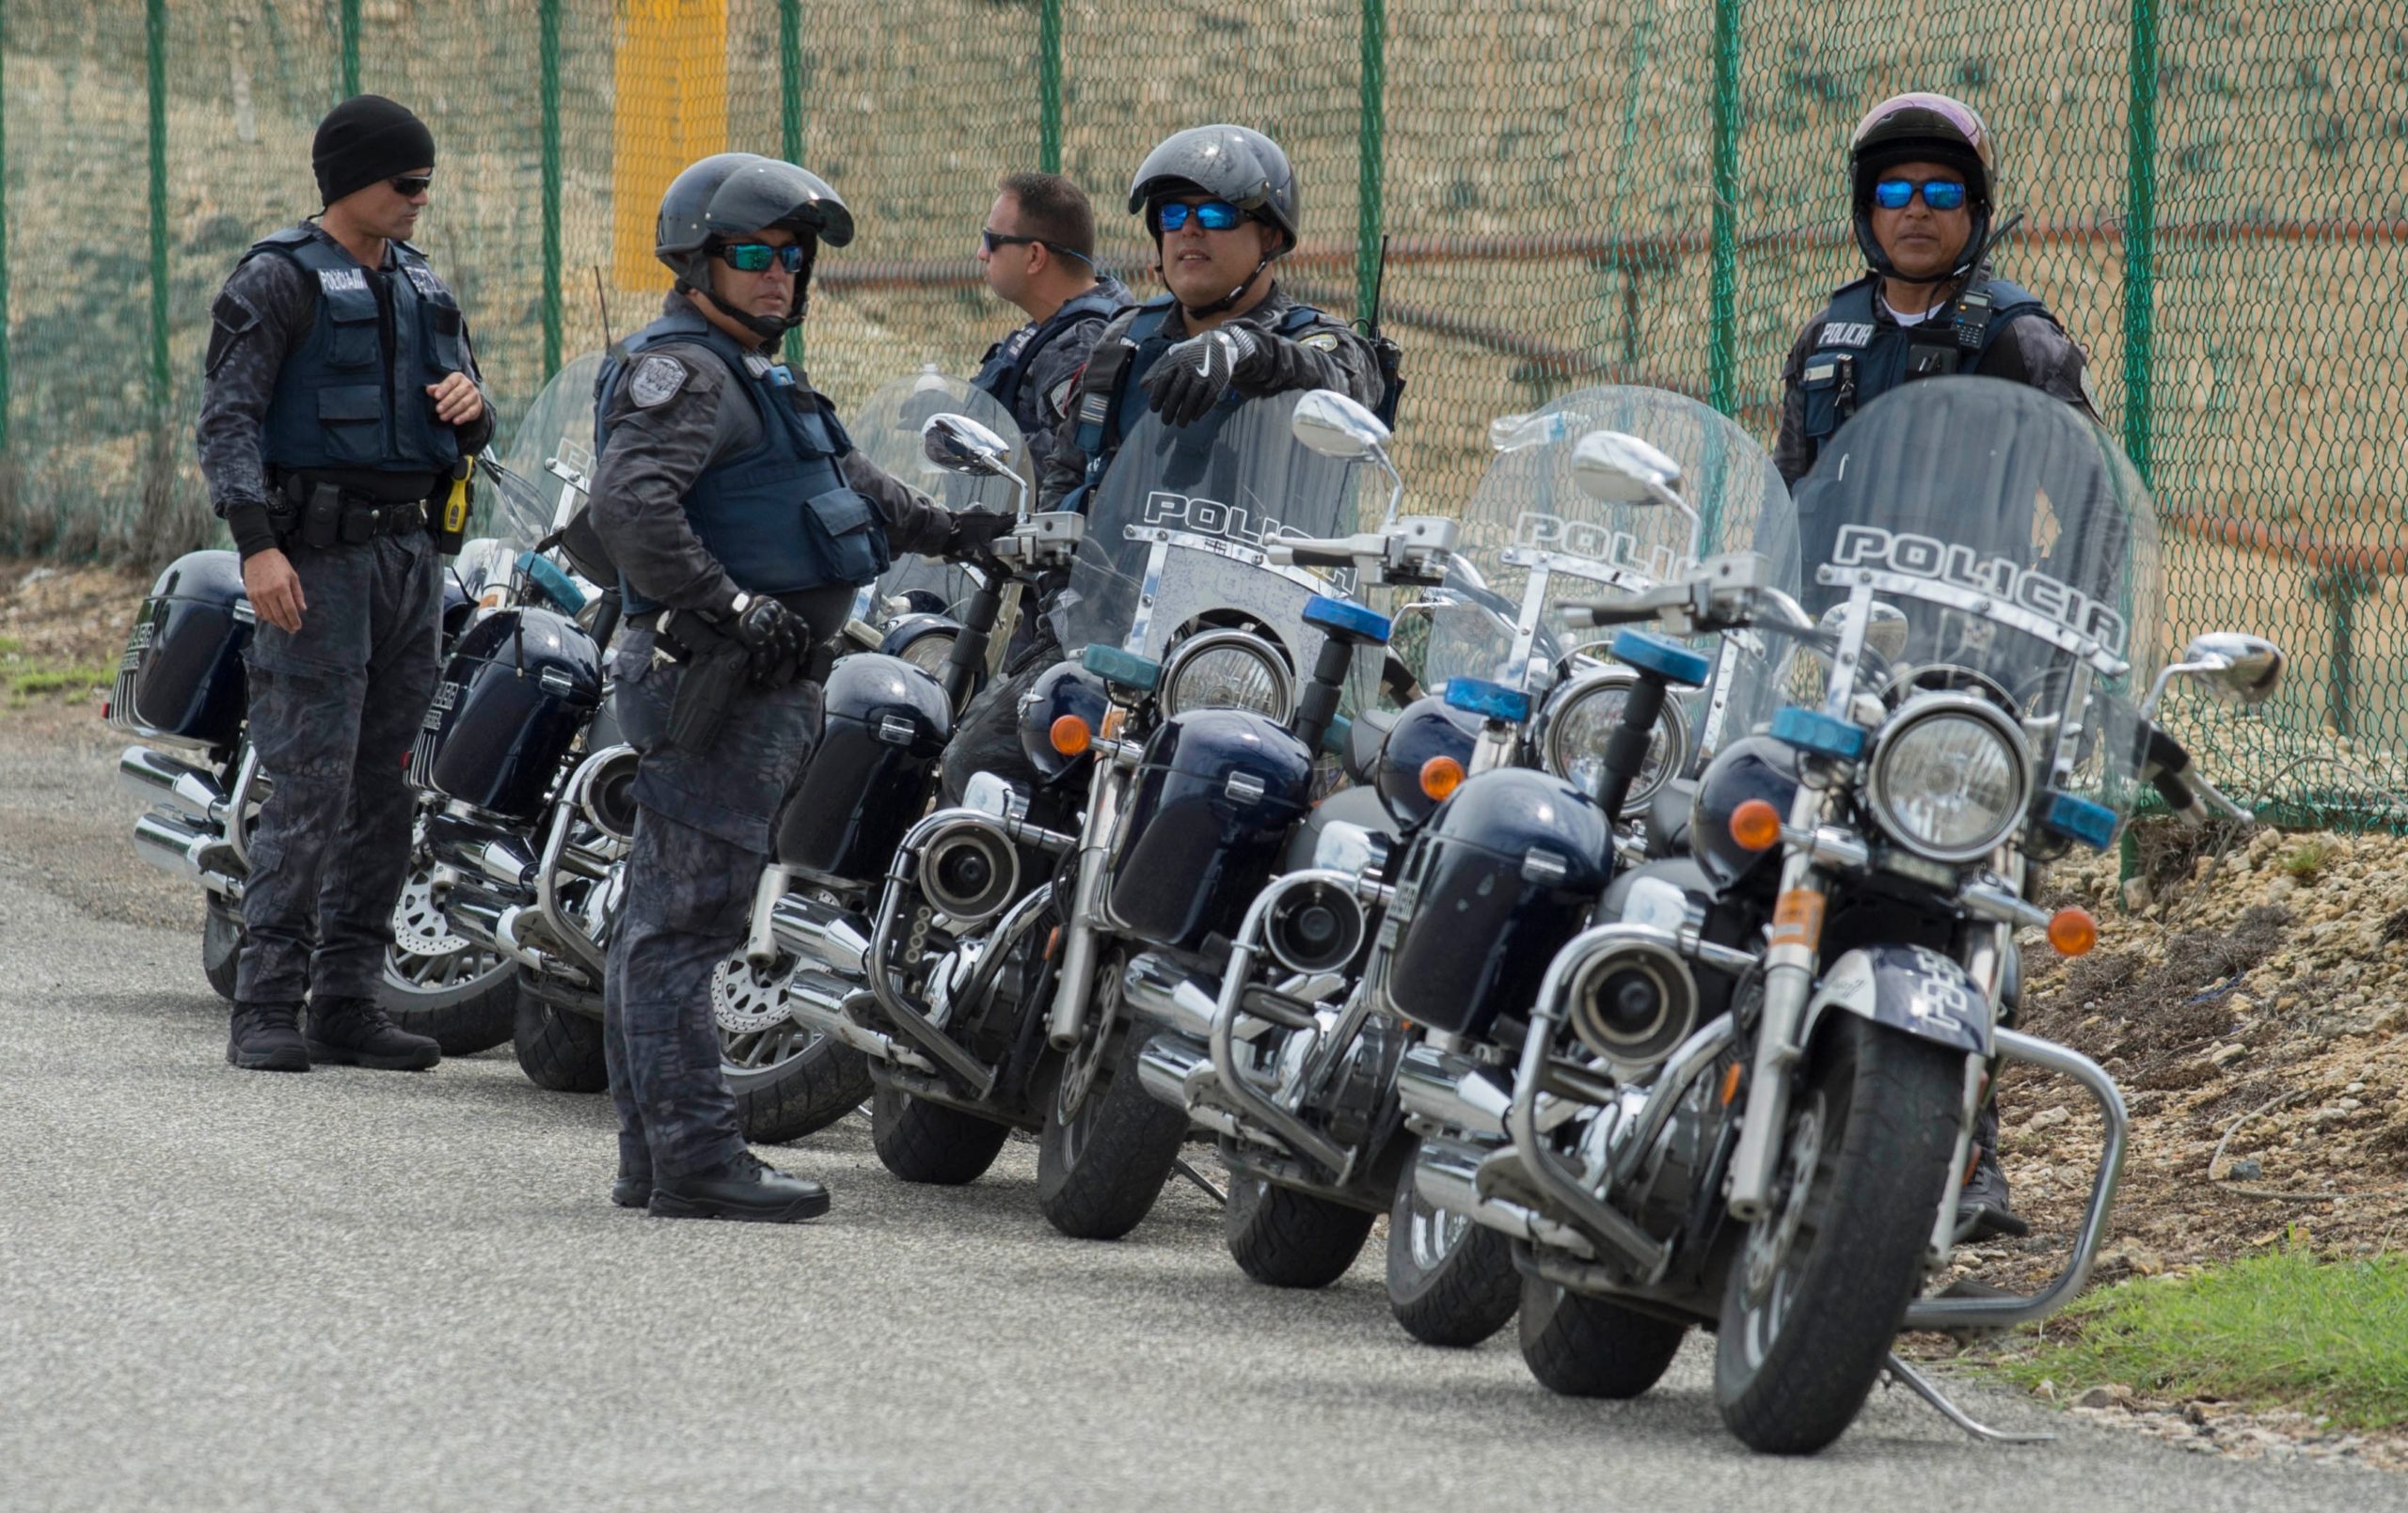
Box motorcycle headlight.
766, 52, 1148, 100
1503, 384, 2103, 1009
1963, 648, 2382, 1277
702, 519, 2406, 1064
1537, 668, 1690, 817
1160, 630, 1292, 719
1863, 694, 2032, 862
878, 614, 959, 679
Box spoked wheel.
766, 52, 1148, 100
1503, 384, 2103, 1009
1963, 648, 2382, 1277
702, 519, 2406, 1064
202, 897, 243, 1001
1386, 1150, 1522, 1346
378, 842, 520, 1055
1034, 956, 1190, 1240
1712, 1015, 1960, 1455
713, 949, 872, 1144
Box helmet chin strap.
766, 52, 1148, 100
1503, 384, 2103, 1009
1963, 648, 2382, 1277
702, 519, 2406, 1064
1178, 255, 1274, 320
696, 283, 805, 344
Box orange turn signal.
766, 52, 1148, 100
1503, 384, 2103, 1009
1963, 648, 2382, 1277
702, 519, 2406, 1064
1099, 706, 1128, 741
1050, 715, 1093, 757
1719, 1063, 1744, 1108
2047, 906, 2099, 957
1729, 798, 1782, 853
1420, 755, 1466, 802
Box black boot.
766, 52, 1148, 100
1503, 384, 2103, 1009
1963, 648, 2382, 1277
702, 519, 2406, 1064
305, 995, 441, 1071
611, 1168, 654, 1209
1956, 1101, 2029, 1242
229, 1001, 310, 1072
648, 1150, 830, 1223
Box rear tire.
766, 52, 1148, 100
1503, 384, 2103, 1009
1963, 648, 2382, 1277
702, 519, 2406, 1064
869, 1087, 1012, 1185
1712, 1014, 1961, 1455
1224, 1174, 1377, 1289
1034, 973, 1189, 1240
512, 993, 610, 1093
1386, 1153, 1522, 1346
202, 899, 242, 1001
377, 845, 519, 1056
1518, 1277, 1687, 1398
711, 949, 874, 1144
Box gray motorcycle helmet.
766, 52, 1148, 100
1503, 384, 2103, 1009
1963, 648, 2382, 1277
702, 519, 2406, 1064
1127, 124, 1299, 251
655, 152, 853, 334
1847, 92, 1994, 282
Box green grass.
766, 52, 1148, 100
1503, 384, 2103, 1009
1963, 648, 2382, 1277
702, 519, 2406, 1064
1, 639, 112, 706
2281, 838, 2339, 879
1989, 1246, 2408, 1429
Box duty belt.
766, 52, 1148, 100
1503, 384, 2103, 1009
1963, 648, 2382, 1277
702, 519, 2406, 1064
271, 474, 433, 549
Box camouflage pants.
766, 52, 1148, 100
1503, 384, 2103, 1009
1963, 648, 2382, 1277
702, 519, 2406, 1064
604, 625, 822, 1179
235, 531, 442, 1005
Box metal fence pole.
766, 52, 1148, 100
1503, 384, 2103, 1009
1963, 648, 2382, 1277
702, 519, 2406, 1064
148, 0, 168, 402
340, 0, 360, 100
0, 0, 12, 456
1039, 0, 1063, 174
781, 0, 805, 365
540, 0, 562, 376
1357, 0, 1386, 323
1707, 0, 1739, 414
2122, 0, 2157, 483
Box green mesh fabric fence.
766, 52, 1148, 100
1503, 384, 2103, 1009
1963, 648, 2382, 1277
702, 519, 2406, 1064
2, 0, 2402, 823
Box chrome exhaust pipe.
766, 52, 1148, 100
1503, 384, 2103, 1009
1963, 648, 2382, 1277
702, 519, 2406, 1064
784, 980, 940, 1076
1413, 1138, 1596, 1255
119, 746, 227, 825
768, 890, 872, 978
132, 810, 210, 882
1119, 952, 1221, 1042
1135, 1033, 1242, 1137
1395, 1042, 1513, 1139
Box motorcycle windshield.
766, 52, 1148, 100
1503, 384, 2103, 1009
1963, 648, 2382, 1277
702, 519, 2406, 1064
489, 352, 606, 551
1783, 377, 2162, 815
1054, 389, 1384, 711
1414, 386, 1799, 755
847, 369, 1028, 618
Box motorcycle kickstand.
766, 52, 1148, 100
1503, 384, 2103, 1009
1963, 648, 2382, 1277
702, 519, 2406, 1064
1882, 1353, 2054, 1444
1172, 1157, 1227, 1208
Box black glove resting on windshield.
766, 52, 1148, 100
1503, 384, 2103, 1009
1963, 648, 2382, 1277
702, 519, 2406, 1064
943, 508, 1017, 560
725, 591, 806, 687
1140, 327, 1265, 427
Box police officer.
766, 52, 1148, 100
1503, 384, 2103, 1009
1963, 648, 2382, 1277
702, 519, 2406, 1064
589, 154, 1011, 1222
971, 171, 1132, 481
1775, 92, 2097, 1241
941, 124, 1385, 803
196, 94, 490, 1074
1774, 91, 2096, 493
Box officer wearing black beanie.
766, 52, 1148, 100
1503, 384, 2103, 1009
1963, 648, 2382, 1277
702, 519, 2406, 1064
193, 94, 494, 1075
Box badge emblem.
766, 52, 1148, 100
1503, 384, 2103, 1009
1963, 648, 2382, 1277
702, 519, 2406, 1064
1299, 331, 1342, 353
629, 355, 689, 408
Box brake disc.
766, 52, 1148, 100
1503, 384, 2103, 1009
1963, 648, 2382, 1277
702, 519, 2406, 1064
712, 953, 800, 1035
389, 865, 469, 957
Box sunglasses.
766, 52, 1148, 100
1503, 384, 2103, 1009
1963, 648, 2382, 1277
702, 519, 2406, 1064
389, 175, 434, 197
718, 241, 809, 274
1872, 178, 1968, 212
1154, 199, 1247, 233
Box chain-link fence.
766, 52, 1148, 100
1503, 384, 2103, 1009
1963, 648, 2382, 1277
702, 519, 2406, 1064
3, 0, 2402, 822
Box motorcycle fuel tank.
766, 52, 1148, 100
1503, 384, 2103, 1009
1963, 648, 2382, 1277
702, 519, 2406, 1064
1107, 707, 1315, 953
413, 607, 603, 821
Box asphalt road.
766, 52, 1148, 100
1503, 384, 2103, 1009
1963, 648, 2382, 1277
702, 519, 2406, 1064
2, 707, 2400, 1512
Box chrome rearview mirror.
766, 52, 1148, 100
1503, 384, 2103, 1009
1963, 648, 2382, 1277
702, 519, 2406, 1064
1291, 388, 1390, 461
920, 413, 1015, 478
2143, 631, 2288, 717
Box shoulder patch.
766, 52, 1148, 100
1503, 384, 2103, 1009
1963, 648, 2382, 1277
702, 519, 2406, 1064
1298, 331, 1342, 353
1044, 372, 1080, 420
404, 265, 444, 298
628, 355, 689, 409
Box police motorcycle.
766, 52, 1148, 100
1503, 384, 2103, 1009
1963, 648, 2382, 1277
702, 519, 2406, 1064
1396, 377, 2284, 1454
108, 427, 552, 1055
859, 387, 1407, 1239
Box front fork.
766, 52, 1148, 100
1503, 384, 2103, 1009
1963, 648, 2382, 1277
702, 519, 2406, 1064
1725, 783, 1836, 1219
1046, 755, 1125, 1050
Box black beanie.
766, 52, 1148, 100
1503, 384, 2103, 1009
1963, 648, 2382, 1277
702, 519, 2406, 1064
313, 95, 437, 207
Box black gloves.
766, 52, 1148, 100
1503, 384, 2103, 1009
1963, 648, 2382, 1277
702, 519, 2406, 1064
1139, 326, 1263, 427
944, 509, 1017, 560
725, 591, 805, 686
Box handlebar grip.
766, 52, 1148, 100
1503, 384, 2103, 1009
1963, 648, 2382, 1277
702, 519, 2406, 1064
1560, 602, 1656, 630
1278, 545, 1358, 570
2150, 767, 2201, 819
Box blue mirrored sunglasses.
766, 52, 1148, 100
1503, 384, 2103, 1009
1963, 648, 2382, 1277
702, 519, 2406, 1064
1872, 178, 1968, 212
1155, 199, 1246, 232
719, 241, 809, 274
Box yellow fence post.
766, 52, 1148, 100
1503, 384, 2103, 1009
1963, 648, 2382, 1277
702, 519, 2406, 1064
612, 0, 730, 292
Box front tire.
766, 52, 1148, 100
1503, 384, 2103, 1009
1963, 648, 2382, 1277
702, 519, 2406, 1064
1518, 1277, 1687, 1397
1224, 1174, 1376, 1288
202, 899, 242, 1001
1386, 1153, 1521, 1346
869, 1086, 1012, 1185
1034, 966, 1189, 1240
1712, 1014, 1961, 1455
512, 993, 610, 1093
377, 843, 519, 1056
